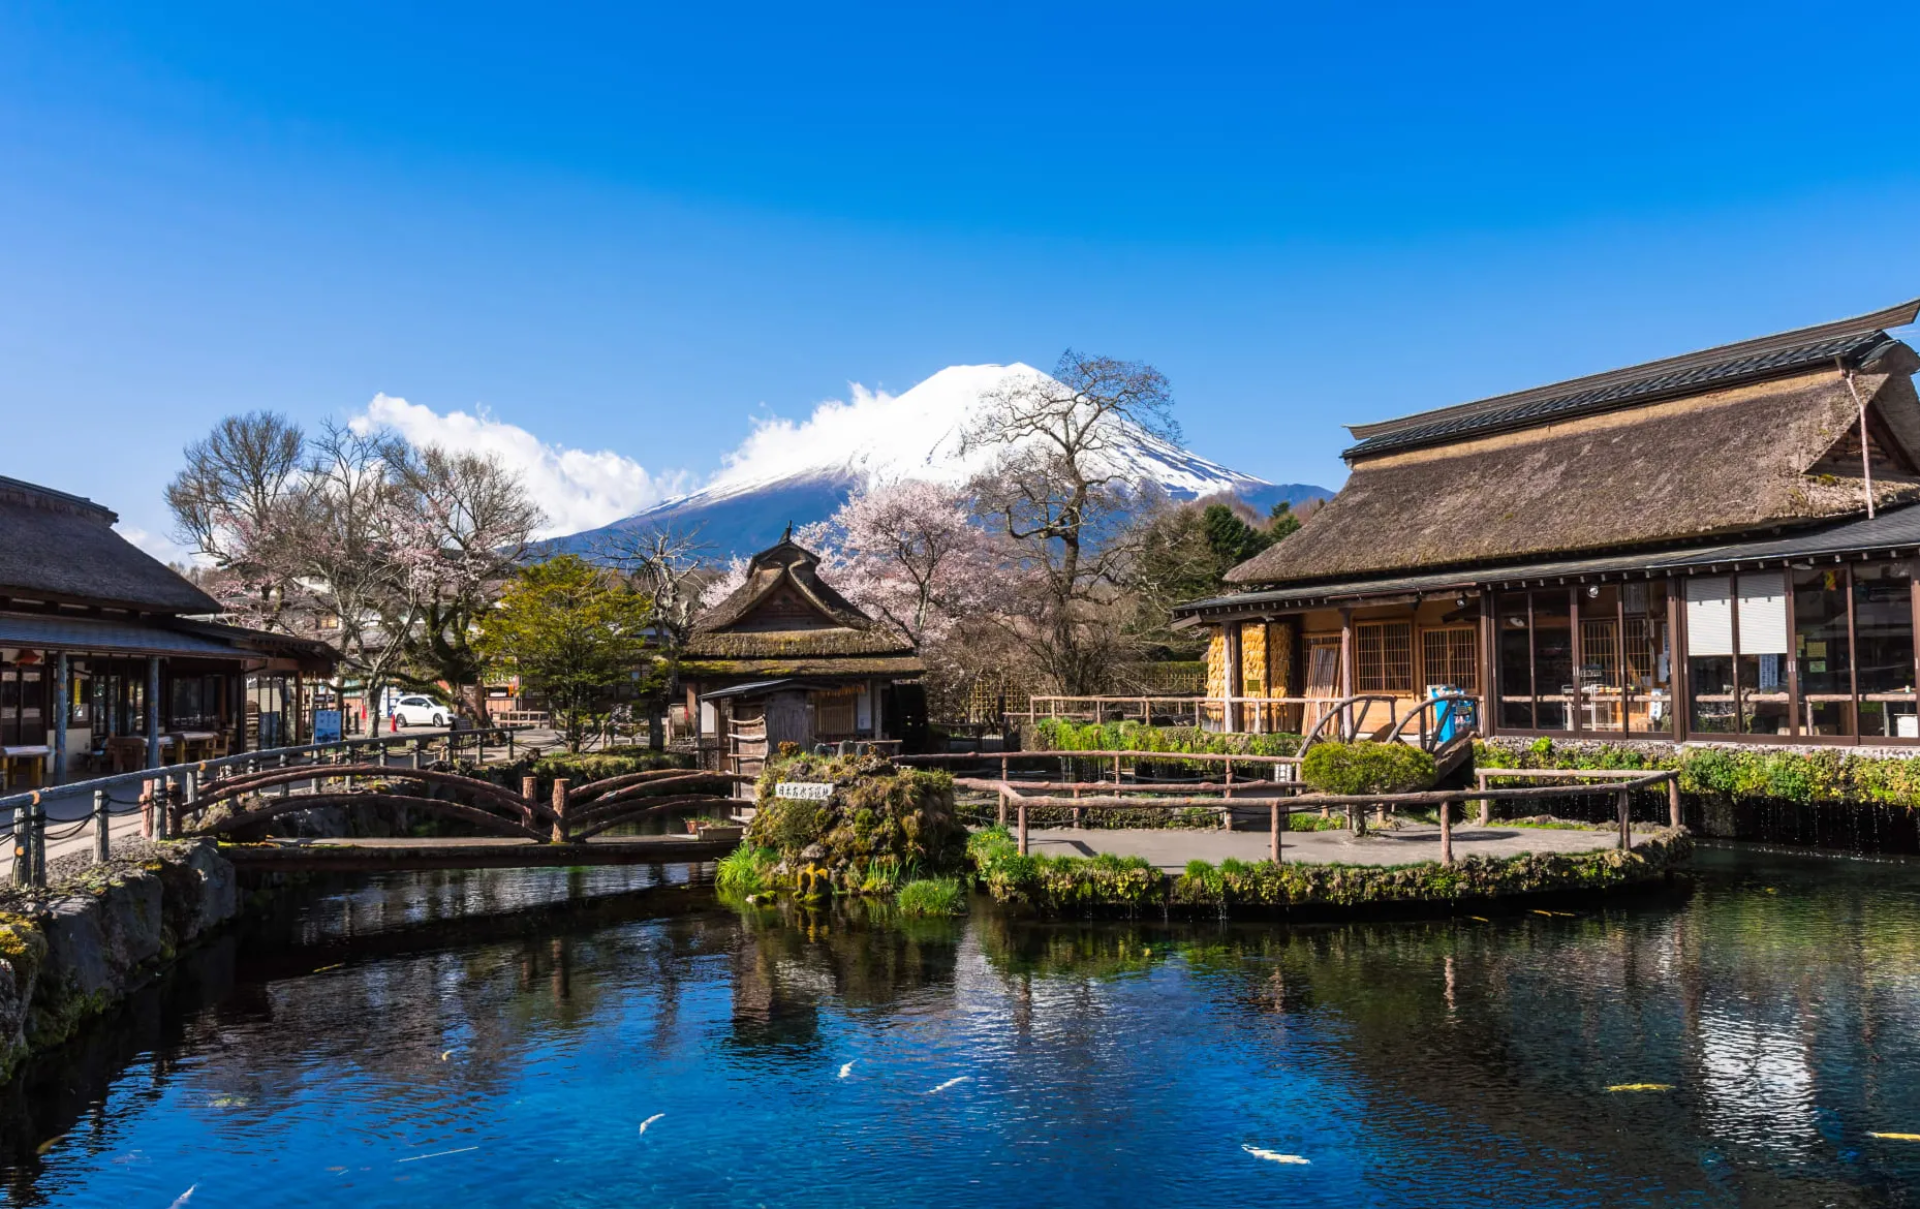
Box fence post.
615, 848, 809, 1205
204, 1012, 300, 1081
1617, 790, 1631, 850
521, 775, 538, 831
93, 789, 110, 863
997, 787, 1008, 827
1667, 774, 1681, 829
1440, 798, 1453, 865
9, 805, 27, 886
27, 803, 44, 887
141, 779, 155, 838
1270, 800, 1281, 864
1072, 786, 1082, 830
1476, 771, 1490, 826
508, 729, 516, 761
551, 778, 570, 843
1017, 798, 1028, 856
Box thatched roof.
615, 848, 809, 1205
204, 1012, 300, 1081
685, 535, 921, 673
0, 476, 220, 614
1232, 367, 1920, 586
1226, 308, 1920, 589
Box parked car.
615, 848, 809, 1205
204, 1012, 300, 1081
391, 695, 449, 728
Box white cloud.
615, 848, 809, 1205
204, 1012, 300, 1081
117, 524, 199, 569
350, 395, 684, 538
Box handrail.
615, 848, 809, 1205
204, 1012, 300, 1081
1384, 693, 1480, 752
1296, 694, 1401, 752
0, 727, 529, 815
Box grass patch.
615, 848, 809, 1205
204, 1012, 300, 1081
715, 844, 779, 896
896, 877, 968, 917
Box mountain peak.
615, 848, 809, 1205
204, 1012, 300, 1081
544, 363, 1332, 558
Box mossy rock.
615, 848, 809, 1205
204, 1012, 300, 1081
747, 754, 964, 874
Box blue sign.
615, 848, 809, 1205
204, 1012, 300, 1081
313, 709, 343, 743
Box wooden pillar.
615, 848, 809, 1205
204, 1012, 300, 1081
52, 652, 68, 786
1017, 798, 1028, 855
1476, 769, 1490, 825
145, 656, 162, 770
1616, 789, 1631, 850
1667, 775, 1682, 829
521, 775, 538, 830
1223, 621, 1243, 733
1338, 608, 1354, 702
1439, 798, 1453, 865
1269, 799, 1281, 864
551, 778, 570, 843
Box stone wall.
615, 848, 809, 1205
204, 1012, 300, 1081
0, 840, 236, 1082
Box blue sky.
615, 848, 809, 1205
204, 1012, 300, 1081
3, 1, 1918, 553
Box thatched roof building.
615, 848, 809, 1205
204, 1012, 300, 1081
682, 535, 924, 774
1173, 299, 1920, 750
0, 476, 336, 785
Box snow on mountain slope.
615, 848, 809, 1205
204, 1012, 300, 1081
545, 363, 1332, 558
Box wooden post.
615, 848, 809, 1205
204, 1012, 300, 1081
520, 775, 538, 829
552, 778, 570, 843
145, 656, 162, 771
1667, 774, 1682, 829
1616, 789, 1630, 850
1439, 799, 1453, 865
9, 805, 26, 886
93, 789, 109, 863
1072, 785, 1082, 830
1017, 798, 1028, 855
1476, 770, 1490, 825
1113, 753, 1122, 785
52, 652, 68, 786
141, 779, 154, 838
1269, 800, 1281, 863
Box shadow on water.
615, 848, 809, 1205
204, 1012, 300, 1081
5, 848, 1920, 1206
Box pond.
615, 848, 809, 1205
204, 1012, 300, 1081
5, 847, 1920, 1207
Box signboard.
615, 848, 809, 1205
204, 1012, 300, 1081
775, 781, 834, 801
313, 709, 343, 743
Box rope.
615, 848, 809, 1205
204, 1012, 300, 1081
44, 819, 92, 843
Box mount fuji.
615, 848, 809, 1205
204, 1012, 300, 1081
544, 363, 1332, 559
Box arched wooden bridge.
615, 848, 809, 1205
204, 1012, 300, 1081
172, 763, 755, 872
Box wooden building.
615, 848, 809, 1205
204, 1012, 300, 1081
0, 476, 336, 787
681, 534, 924, 779
1174, 298, 1920, 747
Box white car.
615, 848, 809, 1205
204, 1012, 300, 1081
391, 696, 449, 728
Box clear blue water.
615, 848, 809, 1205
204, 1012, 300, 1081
7, 847, 1920, 1207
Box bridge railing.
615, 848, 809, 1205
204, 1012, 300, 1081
3, 727, 543, 887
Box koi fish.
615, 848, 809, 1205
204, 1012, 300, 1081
1607, 1083, 1673, 1093
1242, 1144, 1309, 1164
1468, 916, 1490, 922
312, 963, 344, 973
396, 1146, 478, 1163
1868, 1131, 1920, 1141
839, 1061, 856, 1079
639, 1114, 665, 1137
440, 1050, 454, 1062
168, 1187, 198, 1208
927, 1076, 968, 1094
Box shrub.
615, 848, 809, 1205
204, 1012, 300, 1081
747, 753, 965, 874
896, 877, 968, 916
1031, 718, 1301, 760
1300, 741, 1436, 796
716, 844, 779, 896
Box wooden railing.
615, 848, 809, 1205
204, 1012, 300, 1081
1021, 695, 1356, 735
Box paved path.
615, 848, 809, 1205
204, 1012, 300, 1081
1021, 823, 1632, 870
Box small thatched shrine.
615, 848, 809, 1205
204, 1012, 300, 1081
682, 534, 924, 778
1175, 297, 1920, 748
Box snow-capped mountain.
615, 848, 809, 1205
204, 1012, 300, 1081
545, 363, 1331, 558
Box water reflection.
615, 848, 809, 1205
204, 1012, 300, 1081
4, 847, 1920, 1206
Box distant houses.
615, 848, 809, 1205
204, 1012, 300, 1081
1176, 298, 1920, 748
0, 476, 335, 788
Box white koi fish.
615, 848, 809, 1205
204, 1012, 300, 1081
1243, 1144, 1309, 1165
927, 1076, 968, 1094
839, 1061, 856, 1079
638, 1113, 665, 1137
168, 1187, 199, 1208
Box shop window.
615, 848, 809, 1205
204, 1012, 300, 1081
1737, 572, 1790, 735
1530, 592, 1573, 730
1854, 562, 1917, 739
1686, 577, 1737, 733
1421, 627, 1478, 692
1794, 568, 1852, 737
1497, 594, 1534, 729
1354, 621, 1412, 693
